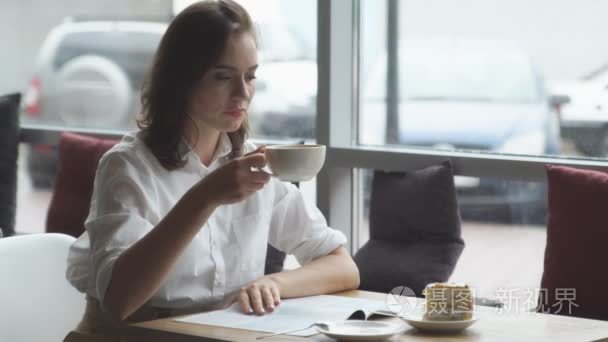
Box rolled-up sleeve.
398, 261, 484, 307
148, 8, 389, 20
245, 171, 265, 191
85, 151, 157, 305
267, 181, 347, 265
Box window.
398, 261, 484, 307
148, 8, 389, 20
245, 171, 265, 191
5, 0, 174, 234
6, 0, 317, 234
357, 0, 608, 159
6, 0, 608, 306
316, 0, 608, 307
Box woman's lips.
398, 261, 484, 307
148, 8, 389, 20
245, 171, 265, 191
224, 108, 245, 118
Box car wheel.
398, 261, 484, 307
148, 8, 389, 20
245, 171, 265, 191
55, 55, 132, 128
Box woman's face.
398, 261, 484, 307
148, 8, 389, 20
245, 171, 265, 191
187, 32, 258, 134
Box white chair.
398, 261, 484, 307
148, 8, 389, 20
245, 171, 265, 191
0, 233, 85, 342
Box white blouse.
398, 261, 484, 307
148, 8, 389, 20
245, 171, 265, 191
66, 132, 346, 311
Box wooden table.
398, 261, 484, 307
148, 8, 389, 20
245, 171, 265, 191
127, 290, 608, 341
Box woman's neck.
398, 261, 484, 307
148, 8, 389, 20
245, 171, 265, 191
184, 121, 221, 167
195, 133, 221, 167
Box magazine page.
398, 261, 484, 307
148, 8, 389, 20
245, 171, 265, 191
174, 294, 389, 336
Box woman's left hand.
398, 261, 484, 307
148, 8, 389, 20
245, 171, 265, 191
237, 275, 282, 315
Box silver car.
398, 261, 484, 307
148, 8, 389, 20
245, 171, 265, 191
359, 37, 563, 224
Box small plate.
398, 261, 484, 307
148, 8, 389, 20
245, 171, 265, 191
401, 315, 478, 333
315, 320, 406, 341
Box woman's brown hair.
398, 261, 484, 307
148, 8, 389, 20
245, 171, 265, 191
138, 0, 255, 170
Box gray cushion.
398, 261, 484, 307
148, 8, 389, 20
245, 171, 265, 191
355, 161, 464, 295
355, 239, 464, 295
265, 244, 285, 275
0, 93, 20, 237
369, 161, 463, 242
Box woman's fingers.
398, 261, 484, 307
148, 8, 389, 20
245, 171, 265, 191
248, 169, 271, 184
232, 150, 271, 188
261, 286, 275, 312
238, 289, 253, 314
270, 285, 281, 306
239, 278, 281, 315
240, 153, 268, 169
243, 285, 276, 315
243, 145, 266, 157
247, 286, 266, 314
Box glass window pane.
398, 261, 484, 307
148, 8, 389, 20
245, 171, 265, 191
359, 0, 608, 160
5, 0, 317, 234
16, 143, 53, 234
9, 0, 316, 139
245, 1, 317, 141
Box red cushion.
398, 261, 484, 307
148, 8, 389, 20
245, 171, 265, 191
45, 133, 119, 237
539, 165, 608, 320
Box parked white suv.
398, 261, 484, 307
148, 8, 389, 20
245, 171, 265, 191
24, 19, 165, 130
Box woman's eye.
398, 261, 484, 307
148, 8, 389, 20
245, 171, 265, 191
214, 74, 231, 81
246, 74, 257, 81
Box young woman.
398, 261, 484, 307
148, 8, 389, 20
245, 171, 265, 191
64, 0, 359, 339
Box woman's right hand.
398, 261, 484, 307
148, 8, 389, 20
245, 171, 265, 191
197, 147, 271, 207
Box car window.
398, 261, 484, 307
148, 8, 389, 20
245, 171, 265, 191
366, 41, 542, 104
53, 29, 162, 89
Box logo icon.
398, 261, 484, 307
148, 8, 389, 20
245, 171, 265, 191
386, 286, 421, 316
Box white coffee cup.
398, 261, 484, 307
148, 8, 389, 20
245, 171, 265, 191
264, 144, 326, 182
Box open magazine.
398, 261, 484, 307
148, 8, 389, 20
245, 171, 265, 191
174, 295, 396, 337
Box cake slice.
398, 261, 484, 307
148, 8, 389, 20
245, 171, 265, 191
422, 283, 474, 321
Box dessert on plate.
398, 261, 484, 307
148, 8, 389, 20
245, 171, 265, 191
422, 283, 473, 321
